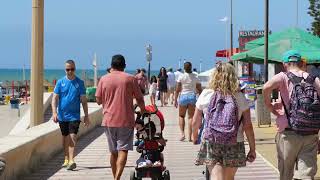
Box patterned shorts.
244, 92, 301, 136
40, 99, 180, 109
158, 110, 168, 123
195, 140, 246, 167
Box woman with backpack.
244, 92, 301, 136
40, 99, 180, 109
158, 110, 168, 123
192, 62, 256, 180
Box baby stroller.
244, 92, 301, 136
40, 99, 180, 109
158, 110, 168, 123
130, 105, 170, 180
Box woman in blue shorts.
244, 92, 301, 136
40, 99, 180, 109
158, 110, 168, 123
174, 62, 202, 142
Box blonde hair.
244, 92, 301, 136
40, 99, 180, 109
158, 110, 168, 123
208, 63, 239, 96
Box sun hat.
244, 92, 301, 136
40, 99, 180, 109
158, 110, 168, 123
282, 50, 302, 63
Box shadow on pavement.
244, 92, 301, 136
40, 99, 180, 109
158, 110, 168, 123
79, 165, 135, 170
26, 127, 104, 179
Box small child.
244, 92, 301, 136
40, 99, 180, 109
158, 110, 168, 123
149, 76, 157, 105
134, 119, 146, 147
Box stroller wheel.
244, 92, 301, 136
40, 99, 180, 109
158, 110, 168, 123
163, 170, 170, 180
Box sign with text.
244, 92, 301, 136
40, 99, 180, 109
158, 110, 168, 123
238, 30, 266, 51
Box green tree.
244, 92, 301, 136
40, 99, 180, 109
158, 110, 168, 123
308, 0, 320, 36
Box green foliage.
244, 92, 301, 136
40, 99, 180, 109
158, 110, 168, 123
308, 0, 320, 36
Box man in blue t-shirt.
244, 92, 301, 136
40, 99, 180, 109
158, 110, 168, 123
52, 60, 90, 170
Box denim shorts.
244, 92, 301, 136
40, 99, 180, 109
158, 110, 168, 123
179, 93, 197, 106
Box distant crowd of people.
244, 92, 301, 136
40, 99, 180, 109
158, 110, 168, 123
133, 66, 200, 107
45, 50, 320, 180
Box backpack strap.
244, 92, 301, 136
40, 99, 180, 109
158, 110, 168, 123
305, 74, 316, 84
286, 72, 304, 84
206, 91, 219, 119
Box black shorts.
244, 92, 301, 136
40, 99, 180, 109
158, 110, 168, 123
59, 121, 81, 136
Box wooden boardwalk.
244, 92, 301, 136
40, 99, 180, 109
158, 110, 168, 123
26, 106, 279, 180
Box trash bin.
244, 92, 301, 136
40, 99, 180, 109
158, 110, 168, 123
86, 87, 96, 102
255, 87, 271, 127
10, 99, 20, 109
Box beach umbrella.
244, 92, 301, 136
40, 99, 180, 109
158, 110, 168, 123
231, 39, 320, 64
245, 28, 320, 50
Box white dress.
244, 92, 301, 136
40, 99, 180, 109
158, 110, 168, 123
149, 83, 157, 95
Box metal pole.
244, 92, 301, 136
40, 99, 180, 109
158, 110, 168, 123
93, 53, 97, 87
146, 44, 152, 81
225, 21, 228, 60
12, 81, 14, 98
230, 0, 233, 58
148, 62, 151, 81
30, 0, 44, 127
264, 0, 269, 82
25, 80, 28, 104
23, 64, 26, 82
296, 0, 299, 27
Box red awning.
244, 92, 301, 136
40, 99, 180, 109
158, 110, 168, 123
215, 48, 240, 57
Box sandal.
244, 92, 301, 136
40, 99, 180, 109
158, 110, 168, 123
179, 136, 185, 141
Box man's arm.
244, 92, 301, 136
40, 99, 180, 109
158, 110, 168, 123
81, 95, 89, 117
51, 93, 59, 123
96, 97, 102, 105
314, 78, 320, 96
262, 76, 281, 116
133, 78, 146, 113
95, 79, 103, 105
81, 95, 90, 126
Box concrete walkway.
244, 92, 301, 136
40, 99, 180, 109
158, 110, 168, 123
0, 104, 29, 138
26, 105, 279, 180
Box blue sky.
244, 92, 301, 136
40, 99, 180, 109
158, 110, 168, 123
0, 0, 312, 71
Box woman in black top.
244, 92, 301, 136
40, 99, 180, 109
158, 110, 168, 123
157, 67, 168, 106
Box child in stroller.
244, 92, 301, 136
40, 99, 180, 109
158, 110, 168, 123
130, 105, 170, 180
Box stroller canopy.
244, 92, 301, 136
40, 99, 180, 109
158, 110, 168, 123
145, 105, 165, 134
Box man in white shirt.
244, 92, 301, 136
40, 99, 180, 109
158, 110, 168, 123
174, 69, 183, 82
167, 68, 176, 104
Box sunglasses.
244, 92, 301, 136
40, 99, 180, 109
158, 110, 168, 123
66, 68, 75, 72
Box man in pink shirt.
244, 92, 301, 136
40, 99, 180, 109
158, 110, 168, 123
263, 50, 320, 180
96, 54, 145, 180
135, 68, 148, 95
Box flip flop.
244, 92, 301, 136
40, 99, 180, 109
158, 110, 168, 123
179, 136, 185, 141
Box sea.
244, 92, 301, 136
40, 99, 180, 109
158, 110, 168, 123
0, 69, 160, 83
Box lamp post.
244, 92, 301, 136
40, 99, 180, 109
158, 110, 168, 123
230, 0, 233, 58
30, 0, 44, 127
93, 53, 97, 87
296, 0, 299, 27
146, 44, 152, 81
264, 0, 269, 82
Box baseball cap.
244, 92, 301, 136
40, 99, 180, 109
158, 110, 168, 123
282, 50, 302, 63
